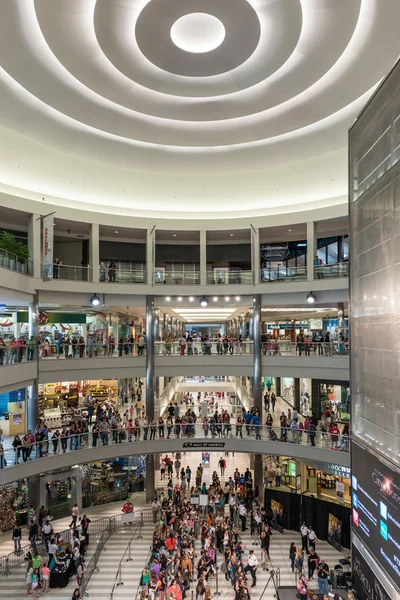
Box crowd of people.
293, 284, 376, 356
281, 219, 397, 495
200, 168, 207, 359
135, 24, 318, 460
15, 503, 89, 597
140, 459, 272, 600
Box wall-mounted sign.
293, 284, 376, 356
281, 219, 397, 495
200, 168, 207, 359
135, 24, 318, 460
183, 442, 225, 449
261, 244, 289, 262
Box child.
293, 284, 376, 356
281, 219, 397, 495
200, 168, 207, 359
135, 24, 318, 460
31, 568, 39, 599
26, 561, 33, 595
42, 562, 50, 593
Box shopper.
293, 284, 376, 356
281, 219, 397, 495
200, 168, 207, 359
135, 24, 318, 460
297, 574, 308, 600
289, 542, 296, 573
244, 549, 258, 586
12, 523, 22, 553
317, 559, 329, 594
69, 503, 81, 529
300, 522, 309, 552
308, 546, 319, 579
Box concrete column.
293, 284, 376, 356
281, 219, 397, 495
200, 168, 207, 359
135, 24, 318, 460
294, 378, 300, 412
154, 308, 160, 342
254, 454, 264, 494
276, 378, 281, 397
307, 221, 317, 282
27, 291, 39, 430
147, 228, 155, 286
28, 382, 39, 432
28, 214, 41, 278
252, 228, 260, 285
253, 295, 262, 413
200, 230, 207, 286
28, 475, 41, 510
90, 223, 99, 283
146, 454, 156, 502
146, 295, 155, 419
311, 379, 320, 418
249, 309, 254, 340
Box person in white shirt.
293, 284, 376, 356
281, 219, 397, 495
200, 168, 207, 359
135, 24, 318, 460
244, 550, 259, 586
308, 528, 317, 550
69, 504, 80, 529
238, 503, 247, 532
300, 522, 309, 552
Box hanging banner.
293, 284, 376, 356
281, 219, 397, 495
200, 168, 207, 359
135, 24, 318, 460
42, 214, 54, 281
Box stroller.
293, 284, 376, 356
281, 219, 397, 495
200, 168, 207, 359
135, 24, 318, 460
329, 559, 351, 589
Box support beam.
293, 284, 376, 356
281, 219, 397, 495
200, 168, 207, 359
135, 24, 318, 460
200, 230, 207, 286
307, 221, 317, 282
90, 223, 99, 283
28, 214, 41, 279
252, 227, 260, 285
294, 378, 300, 412
253, 295, 262, 413
146, 295, 155, 419
146, 454, 156, 502
147, 229, 155, 286
254, 454, 264, 495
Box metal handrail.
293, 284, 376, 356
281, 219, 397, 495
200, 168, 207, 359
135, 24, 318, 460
108, 519, 143, 600
0, 247, 33, 275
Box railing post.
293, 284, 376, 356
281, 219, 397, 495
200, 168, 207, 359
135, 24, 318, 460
126, 542, 133, 562
116, 565, 124, 587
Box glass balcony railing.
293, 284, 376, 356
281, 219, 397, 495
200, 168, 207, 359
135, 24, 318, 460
0, 339, 349, 365
41, 263, 91, 281
261, 266, 307, 282
0, 248, 33, 275
207, 271, 252, 285
314, 262, 349, 278
0, 423, 349, 471
99, 268, 147, 283
154, 271, 200, 285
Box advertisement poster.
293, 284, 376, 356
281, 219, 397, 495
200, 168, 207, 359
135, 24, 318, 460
352, 543, 391, 600
336, 480, 345, 503
12, 414, 22, 426
42, 214, 54, 281
328, 513, 342, 551
271, 499, 284, 532
351, 440, 400, 588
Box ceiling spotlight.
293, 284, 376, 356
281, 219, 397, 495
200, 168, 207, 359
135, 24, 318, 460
177, 296, 183, 302
213, 296, 218, 302
306, 292, 316, 304
235, 296, 241, 301
230, 233, 234, 237
166, 296, 171, 302
200, 296, 209, 307
173, 234, 177, 237
115, 230, 118, 233
90, 294, 100, 307
288, 229, 292, 232
189, 296, 194, 302
225, 296, 230, 301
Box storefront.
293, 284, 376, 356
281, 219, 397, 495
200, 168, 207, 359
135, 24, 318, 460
319, 382, 350, 422
0, 387, 26, 435
38, 379, 119, 426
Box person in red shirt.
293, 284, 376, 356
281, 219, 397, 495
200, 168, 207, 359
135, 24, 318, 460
329, 423, 340, 449
165, 534, 177, 554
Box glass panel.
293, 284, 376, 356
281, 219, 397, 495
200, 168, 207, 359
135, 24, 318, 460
327, 242, 338, 264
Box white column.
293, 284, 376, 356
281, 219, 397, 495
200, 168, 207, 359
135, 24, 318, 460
90, 223, 99, 283
28, 213, 41, 278
146, 228, 155, 286
252, 228, 260, 285
200, 230, 207, 286
307, 221, 317, 282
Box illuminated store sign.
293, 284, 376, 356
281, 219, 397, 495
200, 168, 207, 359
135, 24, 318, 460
352, 441, 400, 587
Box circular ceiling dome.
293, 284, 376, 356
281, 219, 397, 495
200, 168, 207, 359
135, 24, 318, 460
0, 0, 399, 219
170, 13, 226, 54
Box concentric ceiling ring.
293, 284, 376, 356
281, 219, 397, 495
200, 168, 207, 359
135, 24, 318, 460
135, 0, 260, 77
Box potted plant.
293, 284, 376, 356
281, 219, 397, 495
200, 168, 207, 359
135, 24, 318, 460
0, 230, 29, 272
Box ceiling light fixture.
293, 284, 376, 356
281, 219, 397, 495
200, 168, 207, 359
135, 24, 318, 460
115, 230, 118, 233
306, 292, 316, 304
235, 296, 241, 301
166, 296, 171, 302
200, 296, 209, 307
173, 234, 177, 237
288, 229, 292, 232
189, 296, 194, 302
177, 296, 183, 302
170, 13, 226, 54
225, 296, 230, 301
230, 233, 234, 237
213, 296, 218, 302
90, 294, 100, 307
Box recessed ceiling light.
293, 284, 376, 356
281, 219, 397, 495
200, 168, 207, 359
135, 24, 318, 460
213, 296, 218, 302
170, 13, 226, 54
225, 296, 230, 301
177, 296, 183, 302
288, 229, 292, 232
166, 296, 171, 302
230, 233, 234, 236
189, 296, 194, 302
115, 230, 118, 233
173, 234, 177, 237
235, 296, 241, 301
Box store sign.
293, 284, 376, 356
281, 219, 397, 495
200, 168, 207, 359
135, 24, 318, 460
42, 214, 54, 281
307, 461, 351, 478
352, 544, 391, 600
309, 318, 323, 330
261, 244, 289, 261
336, 480, 345, 503
183, 442, 225, 449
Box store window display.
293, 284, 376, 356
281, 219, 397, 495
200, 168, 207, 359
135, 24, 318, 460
320, 384, 350, 422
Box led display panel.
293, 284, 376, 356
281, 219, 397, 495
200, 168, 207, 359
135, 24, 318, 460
351, 441, 400, 587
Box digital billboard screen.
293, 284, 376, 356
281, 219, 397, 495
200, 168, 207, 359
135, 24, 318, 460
352, 440, 400, 587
